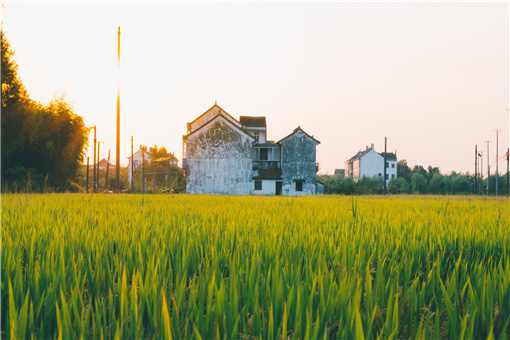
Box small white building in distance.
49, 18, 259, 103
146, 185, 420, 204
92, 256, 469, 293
127, 147, 178, 184
345, 143, 397, 185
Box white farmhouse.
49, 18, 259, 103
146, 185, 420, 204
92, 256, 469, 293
345, 143, 397, 185
182, 103, 320, 195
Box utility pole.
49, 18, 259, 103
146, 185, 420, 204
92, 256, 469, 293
97, 141, 104, 190
474, 145, 478, 194
105, 149, 111, 189
131, 136, 134, 193
86, 156, 89, 193
116, 26, 121, 193
141, 145, 145, 193
494, 129, 501, 195
478, 151, 483, 194
92, 126, 97, 193
383, 137, 387, 196
486, 140, 491, 195
506, 148, 509, 197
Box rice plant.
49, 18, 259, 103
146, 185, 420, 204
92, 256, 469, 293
2, 194, 509, 339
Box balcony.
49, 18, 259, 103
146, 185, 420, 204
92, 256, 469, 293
253, 160, 281, 171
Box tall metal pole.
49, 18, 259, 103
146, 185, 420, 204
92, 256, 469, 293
116, 26, 121, 192
97, 141, 103, 190
474, 145, 478, 195
86, 156, 89, 193
93, 126, 96, 193
486, 140, 490, 195
131, 136, 134, 193
494, 129, 501, 195
507, 148, 509, 197
479, 151, 483, 194
141, 145, 145, 193
105, 149, 111, 189
383, 137, 387, 195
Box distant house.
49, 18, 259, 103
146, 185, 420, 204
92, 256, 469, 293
127, 147, 178, 183
182, 102, 320, 195
345, 143, 397, 185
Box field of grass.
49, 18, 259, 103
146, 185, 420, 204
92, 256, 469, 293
2, 194, 509, 339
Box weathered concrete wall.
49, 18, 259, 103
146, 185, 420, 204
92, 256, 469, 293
186, 116, 254, 195
280, 130, 317, 196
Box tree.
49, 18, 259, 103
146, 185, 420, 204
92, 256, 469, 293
388, 177, 409, 194
429, 173, 446, 194
397, 160, 412, 184
1, 32, 88, 191
451, 174, 470, 194
411, 173, 428, 194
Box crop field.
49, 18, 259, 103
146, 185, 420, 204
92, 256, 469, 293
2, 194, 509, 339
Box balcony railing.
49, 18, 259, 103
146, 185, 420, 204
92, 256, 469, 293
253, 160, 281, 170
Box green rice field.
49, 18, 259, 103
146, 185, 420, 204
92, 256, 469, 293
2, 194, 509, 339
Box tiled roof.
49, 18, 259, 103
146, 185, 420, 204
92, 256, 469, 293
239, 116, 266, 128
253, 169, 282, 180
347, 149, 371, 161
277, 126, 320, 144
379, 152, 397, 160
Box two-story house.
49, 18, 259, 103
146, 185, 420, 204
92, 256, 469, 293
345, 143, 397, 185
182, 103, 320, 195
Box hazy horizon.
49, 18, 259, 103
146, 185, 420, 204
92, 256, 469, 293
2, 2, 508, 175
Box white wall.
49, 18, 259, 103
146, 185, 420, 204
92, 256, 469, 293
359, 149, 384, 179
128, 150, 151, 183
253, 179, 278, 195
186, 116, 254, 195
246, 128, 266, 143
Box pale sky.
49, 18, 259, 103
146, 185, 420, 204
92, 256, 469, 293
2, 1, 509, 175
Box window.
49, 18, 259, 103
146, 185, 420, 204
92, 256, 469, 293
392, 163, 395, 168
295, 180, 304, 192
378, 173, 382, 177
254, 180, 262, 190
392, 174, 395, 178
260, 148, 268, 160
386, 162, 389, 168
254, 132, 259, 142
385, 174, 389, 180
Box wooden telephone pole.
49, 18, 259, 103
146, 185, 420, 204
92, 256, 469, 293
92, 126, 97, 193
116, 26, 121, 192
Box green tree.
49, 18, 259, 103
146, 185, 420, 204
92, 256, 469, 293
1, 32, 88, 191
411, 173, 428, 194
397, 160, 411, 184
451, 174, 470, 194
429, 173, 446, 194
388, 177, 409, 194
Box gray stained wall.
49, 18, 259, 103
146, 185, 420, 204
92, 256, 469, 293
280, 129, 318, 195
185, 116, 254, 195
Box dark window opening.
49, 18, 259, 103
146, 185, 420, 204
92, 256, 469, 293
385, 174, 389, 180
255, 180, 262, 190
295, 180, 304, 192
392, 163, 395, 168
260, 148, 268, 160
386, 162, 389, 168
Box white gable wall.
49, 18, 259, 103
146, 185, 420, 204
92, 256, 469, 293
359, 150, 384, 179
190, 106, 241, 133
